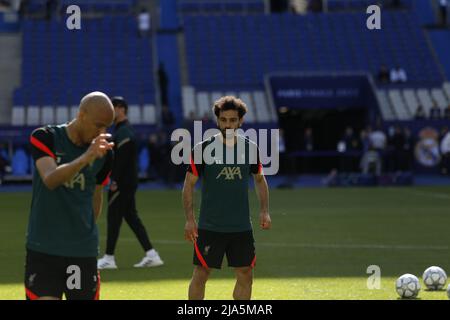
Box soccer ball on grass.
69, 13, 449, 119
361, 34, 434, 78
396, 274, 420, 299
423, 266, 447, 291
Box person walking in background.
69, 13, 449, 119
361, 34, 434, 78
97, 97, 163, 270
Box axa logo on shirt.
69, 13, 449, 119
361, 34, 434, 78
216, 167, 242, 180
64, 172, 86, 191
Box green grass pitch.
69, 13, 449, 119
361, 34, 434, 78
0, 186, 449, 300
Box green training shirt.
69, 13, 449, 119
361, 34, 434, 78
188, 134, 262, 232
27, 124, 112, 257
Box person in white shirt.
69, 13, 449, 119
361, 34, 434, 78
138, 8, 151, 38
390, 67, 407, 83
369, 128, 387, 151
390, 68, 399, 83
360, 146, 382, 176
396, 67, 407, 82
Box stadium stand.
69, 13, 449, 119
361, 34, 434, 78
182, 10, 445, 121
11, 148, 29, 177
183, 12, 444, 90
444, 82, 450, 100
12, 16, 157, 126
428, 30, 450, 80
26, 0, 137, 15
376, 90, 396, 121
402, 88, 420, 116
181, 86, 277, 123
388, 89, 410, 120
327, 0, 435, 26
157, 34, 183, 125
177, 0, 266, 16
377, 83, 450, 121
1, 0, 449, 181
327, 0, 405, 11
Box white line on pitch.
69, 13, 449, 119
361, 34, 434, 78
398, 189, 450, 200
102, 238, 449, 251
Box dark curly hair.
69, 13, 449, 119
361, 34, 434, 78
212, 96, 248, 119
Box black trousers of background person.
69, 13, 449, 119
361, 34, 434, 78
441, 5, 448, 25
106, 189, 153, 255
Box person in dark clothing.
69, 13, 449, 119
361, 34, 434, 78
342, 127, 360, 151
389, 126, 406, 171
340, 126, 360, 172
270, 0, 288, 12
429, 104, 442, 120
97, 96, 164, 269
301, 127, 314, 174
308, 0, 323, 12
161, 105, 175, 128
158, 63, 169, 107
377, 65, 390, 84
45, 0, 57, 21
414, 105, 426, 120
444, 105, 450, 120
441, 127, 450, 175
440, 0, 448, 26
402, 127, 414, 171
391, 0, 402, 8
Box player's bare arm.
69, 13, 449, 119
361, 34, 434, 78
253, 173, 271, 230
182, 171, 199, 242
36, 133, 114, 190
93, 185, 104, 223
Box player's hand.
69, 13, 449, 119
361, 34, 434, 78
84, 134, 114, 163
110, 181, 118, 192
184, 219, 198, 242
259, 212, 272, 230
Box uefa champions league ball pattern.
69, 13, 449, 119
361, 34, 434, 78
423, 266, 447, 290
396, 274, 420, 298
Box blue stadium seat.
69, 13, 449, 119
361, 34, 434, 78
17, 16, 156, 110
138, 147, 149, 174
184, 12, 444, 88
12, 148, 29, 176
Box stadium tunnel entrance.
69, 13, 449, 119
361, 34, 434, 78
278, 106, 368, 174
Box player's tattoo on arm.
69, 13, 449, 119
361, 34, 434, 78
182, 172, 198, 221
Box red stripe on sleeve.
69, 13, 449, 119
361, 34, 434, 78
258, 162, 263, 175
25, 288, 39, 300
101, 172, 111, 186
251, 255, 257, 269
30, 136, 56, 160
194, 241, 209, 270
190, 154, 199, 177
94, 272, 101, 300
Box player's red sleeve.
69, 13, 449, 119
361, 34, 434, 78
30, 127, 56, 161
189, 153, 199, 177
187, 146, 204, 177
250, 144, 263, 175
